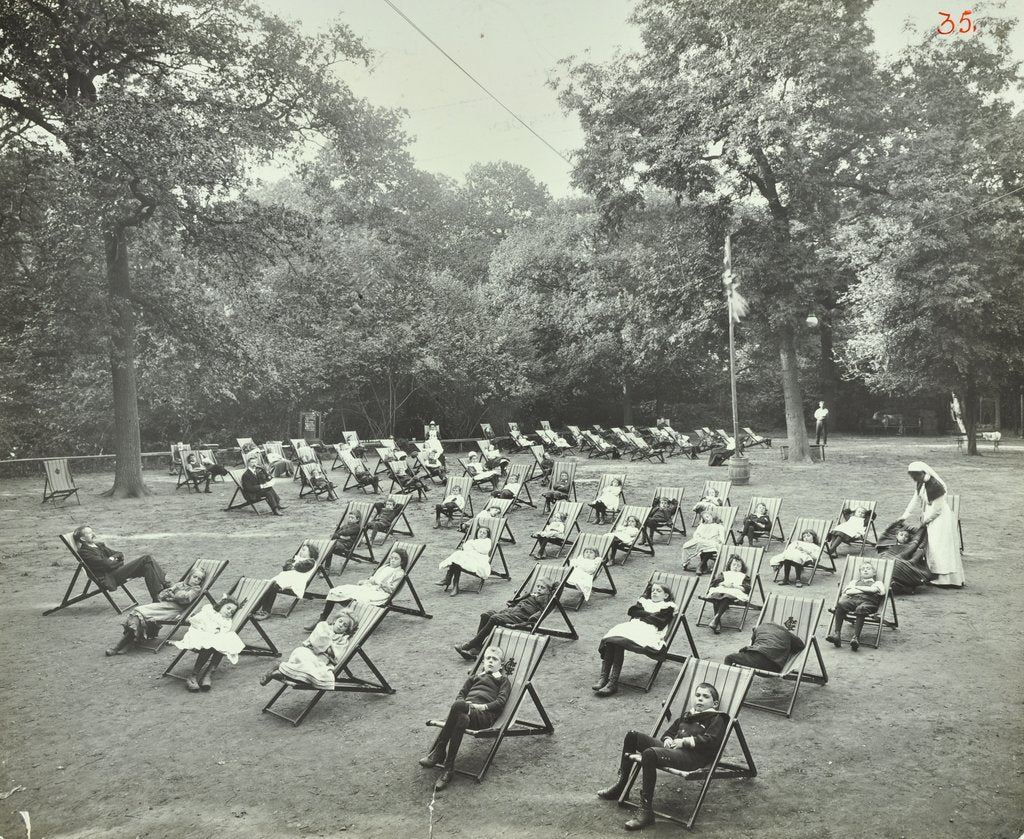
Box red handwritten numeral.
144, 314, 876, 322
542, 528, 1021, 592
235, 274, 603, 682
938, 10, 977, 35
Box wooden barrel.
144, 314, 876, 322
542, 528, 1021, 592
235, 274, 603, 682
728, 455, 751, 485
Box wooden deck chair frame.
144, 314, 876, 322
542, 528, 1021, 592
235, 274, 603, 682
506, 563, 577, 640
827, 555, 898, 649
737, 495, 786, 547
561, 532, 617, 610
414, 450, 448, 486
648, 487, 688, 543
437, 476, 474, 527
529, 500, 585, 558
543, 460, 579, 504
337, 449, 378, 494
834, 499, 879, 555
266, 538, 337, 614
607, 504, 654, 564
42, 458, 81, 505
195, 449, 226, 482
566, 425, 590, 452
739, 592, 829, 718
950, 494, 965, 553
742, 426, 772, 448
330, 442, 349, 471
45, 533, 142, 616
382, 458, 428, 500
609, 426, 638, 454
162, 577, 280, 680
527, 445, 552, 484
224, 469, 274, 515
535, 428, 559, 454
627, 431, 664, 463
262, 601, 395, 726
460, 457, 501, 492
136, 557, 230, 652
665, 427, 699, 459
372, 541, 431, 619
618, 659, 757, 828
506, 422, 533, 453
500, 464, 536, 508
425, 628, 553, 782
616, 571, 700, 693
586, 473, 627, 523
332, 500, 379, 574
582, 430, 619, 459
297, 460, 338, 501
449, 515, 510, 592
366, 493, 415, 544
692, 480, 732, 525
174, 444, 196, 490
695, 545, 766, 632
773, 516, 835, 584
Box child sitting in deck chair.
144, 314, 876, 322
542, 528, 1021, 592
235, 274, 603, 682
421, 449, 447, 480
183, 452, 213, 493
644, 497, 678, 543
597, 682, 727, 831
682, 512, 727, 575
692, 488, 723, 516
532, 512, 568, 559
306, 549, 408, 629
172, 596, 245, 692
434, 488, 466, 527
825, 559, 886, 651
877, 525, 933, 594
769, 530, 821, 587
825, 506, 871, 558
419, 645, 512, 792
465, 452, 501, 488
352, 463, 381, 493
260, 610, 359, 690
608, 515, 642, 562
541, 472, 572, 513
365, 498, 402, 542
437, 525, 493, 594
704, 554, 751, 634
453, 580, 553, 660
303, 462, 337, 497
594, 582, 676, 698
480, 441, 510, 475
539, 450, 555, 485
569, 547, 603, 600
589, 479, 623, 525
737, 503, 771, 545
491, 474, 523, 501
107, 569, 208, 655
252, 542, 320, 620
331, 513, 363, 564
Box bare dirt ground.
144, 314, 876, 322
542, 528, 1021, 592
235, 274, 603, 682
1, 435, 1021, 839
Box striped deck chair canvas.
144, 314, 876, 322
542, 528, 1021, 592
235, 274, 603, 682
261, 600, 395, 726
425, 628, 553, 782
332, 500, 379, 574
827, 555, 898, 649
42, 458, 80, 505
562, 532, 616, 610
648, 487, 688, 543
736, 495, 786, 547
770, 516, 835, 585
475, 497, 516, 544
529, 499, 585, 559
507, 563, 577, 640
738, 592, 828, 718
136, 557, 229, 652
695, 545, 766, 632
618, 659, 756, 828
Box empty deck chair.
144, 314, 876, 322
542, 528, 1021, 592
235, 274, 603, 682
829, 499, 878, 556
42, 458, 81, 505
174, 444, 195, 490
562, 532, 617, 609
440, 514, 510, 594
695, 545, 766, 632
135, 557, 230, 652
612, 571, 700, 693
735, 495, 786, 547
769, 516, 835, 585
261, 600, 394, 726
826, 555, 898, 649
691, 480, 732, 525
742, 426, 772, 448
162, 577, 280, 679
504, 563, 576, 640
425, 628, 553, 782
646, 487, 688, 544
617, 659, 756, 829
607, 504, 656, 564
44, 532, 142, 616
732, 592, 828, 718
331, 500, 379, 574
587, 472, 627, 523
529, 500, 585, 559
949, 494, 964, 553
224, 468, 275, 515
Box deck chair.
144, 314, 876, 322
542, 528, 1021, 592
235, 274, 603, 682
195, 449, 226, 482
507, 422, 534, 453
464, 498, 517, 543
627, 432, 665, 463
479, 422, 496, 441
827, 555, 898, 649
174, 444, 196, 490
561, 532, 617, 610
414, 450, 448, 486
695, 545, 766, 632
297, 460, 338, 501
689, 428, 716, 453
692, 480, 732, 525
437, 476, 475, 527
566, 424, 590, 452
162, 577, 280, 680
833, 499, 879, 555
224, 469, 274, 515
365, 493, 415, 543
742, 426, 772, 448
425, 628, 553, 782
528, 444, 552, 483
647, 487, 688, 543
361, 540, 431, 620
332, 500, 379, 574
609, 427, 638, 453
618, 659, 756, 829
736, 495, 786, 546
168, 442, 189, 475
262, 600, 394, 726
264, 441, 292, 477
582, 429, 620, 459
586, 472, 627, 523
447, 514, 510, 593
738, 592, 828, 717
495, 464, 535, 509
771, 516, 835, 585
664, 426, 699, 459
505, 563, 576, 640
336, 449, 379, 494
236, 437, 269, 468
379, 457, 427, 500
42, 458, 81, 505
529, 500, 585, 558
535, 427, 559, 454
541, 460, 579, 505
607, 504, 656, 563
949, 494, 964, 553
686, 505, 739, 557
329, 441, 349, 470
460, 457, 501, 491
45, 533, 142, 616
616, 571, 700, 692
266, 538, 338, 614
134, 557, 230, 651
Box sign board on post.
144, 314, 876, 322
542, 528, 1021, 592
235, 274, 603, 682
299, 411, 323, 441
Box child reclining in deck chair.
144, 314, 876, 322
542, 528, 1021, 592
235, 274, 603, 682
692, 488, 724, 516
305, 549, 409, 630
877, 523, 933, 594
252, 542, 320, 621
106, 568, 208, 655
724, 616, 803, 672
434, 488, 467, 527
365, 498, 402, 542
437, 525, 493, 594
608, 515, 642, 562
704, 554, 751, 634
352, 463, 381, 493
172, 596, 245, 692
490, 474, 523, 501
737, 503, 771, 545
825, 559, 885, 651
541, 472, 572, 512
480, 441, 510, 475
589, 479, 623, 525
593, 581, 676, 698
454, 580, 552, 660
419, 645, 512, 792
533, 512, 568, 559
644, 497, 679, 543
596, 682, 727, 831
825, 506, 871, 558
539, 450, 555, 485
769, 530, 820, 587
420, 449, 447, 480
569, 547, 603, 601
260, 610, 359, 690
465, 452, 501, 488
302, 462, 337, 497
331, 513, 364, 563
682, 512, 727, 575
183, 453, 213, 493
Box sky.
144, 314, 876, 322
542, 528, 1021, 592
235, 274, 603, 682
257, 0, 1024, 197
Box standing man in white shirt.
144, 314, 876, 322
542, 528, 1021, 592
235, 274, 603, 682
813, 401, 830, 445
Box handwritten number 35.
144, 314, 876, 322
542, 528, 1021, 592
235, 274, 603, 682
938, 10, 975, 35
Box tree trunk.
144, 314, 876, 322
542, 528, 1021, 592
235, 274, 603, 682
779, 326, 811, 461
818, 319, 838, 407
622, 377, 634, 425
963, 378, 979, 456
104, 227, 150, 497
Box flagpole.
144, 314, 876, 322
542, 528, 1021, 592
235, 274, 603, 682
724, 234, 748, 483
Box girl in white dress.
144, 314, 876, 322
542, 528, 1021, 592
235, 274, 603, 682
260, 611, 359, 691
589, 478, 623, 524
593, 582, 676, 697
682, 511, 727, 574
172, 596, 245, 692
318, 548, 408, 618
901, 461, 964, 587
703, 555, 751, 633
568, 546, 603, 601
770, 530, 821, 587
438, 526, 494, 594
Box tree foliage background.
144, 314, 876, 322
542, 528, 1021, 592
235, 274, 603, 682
1, 0, 1021, 470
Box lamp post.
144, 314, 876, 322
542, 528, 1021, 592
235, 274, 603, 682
723, 234, 750, 484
